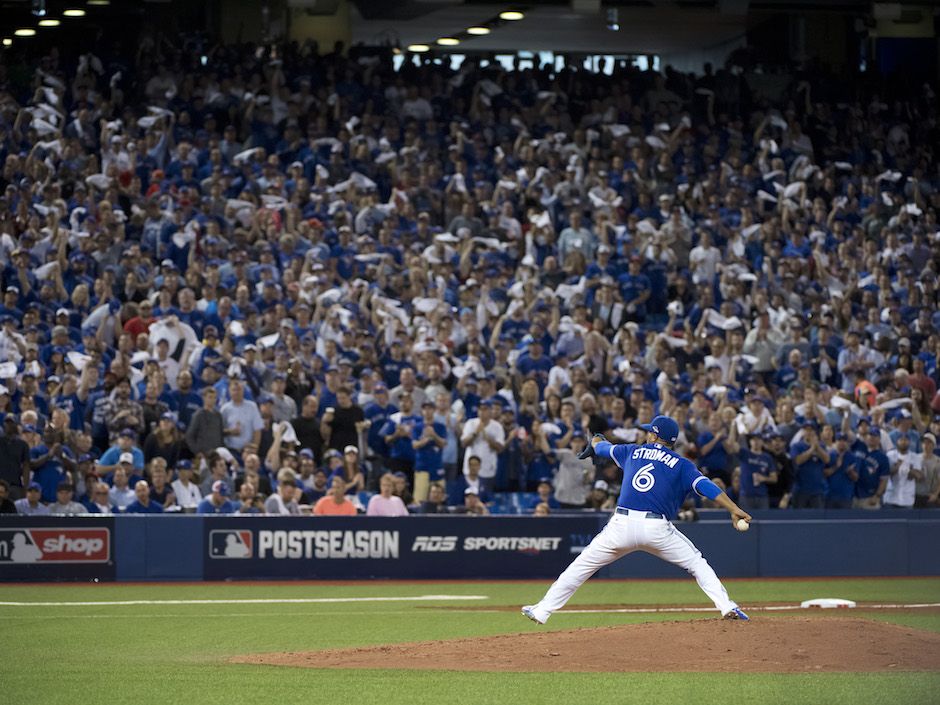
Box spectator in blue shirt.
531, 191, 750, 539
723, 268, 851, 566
23, 425, 68, 503
380, 393, 421, 483
363, 383, 397, 472
124, 480, 165, 514
824, 433, 859, 509
197, 481, 238, 514
412, 400, 447, 484
516, 338, 553, 388
617, 256, 652, 323
790, 422, 829, 508
97, 429, 146, 476
526, 478, 561, 511
856, 427, 890, 509
696, 413, 738, 487
738, 434, 778, 510
166, 370, 202, 428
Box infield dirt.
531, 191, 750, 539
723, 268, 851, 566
233, 616, 940, 673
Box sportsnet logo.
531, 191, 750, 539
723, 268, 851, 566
0, 528, 110, 563
411, 536, 457, 552
209, 530, 253, 559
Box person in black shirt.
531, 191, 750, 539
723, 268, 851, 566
417, 482, 450, 514
292, 395, 323, 463
765, 432, 794, 509
0, 417, 30, 500
320, 387, 366, 454
147, 461, 177, 510
0, 479, 17, 513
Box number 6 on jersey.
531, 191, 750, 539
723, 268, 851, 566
631, 463, 655, 492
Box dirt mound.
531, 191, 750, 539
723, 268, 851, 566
232, 617, 940, 673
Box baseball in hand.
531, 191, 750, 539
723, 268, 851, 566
735, 519, 750, 532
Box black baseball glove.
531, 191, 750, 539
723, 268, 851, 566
577, 433, 608, 460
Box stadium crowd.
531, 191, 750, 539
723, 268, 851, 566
0, 37, 938, 518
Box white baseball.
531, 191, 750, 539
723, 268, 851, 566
735, 519, 750, 532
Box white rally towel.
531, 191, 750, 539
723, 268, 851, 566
148, 318, 198, 363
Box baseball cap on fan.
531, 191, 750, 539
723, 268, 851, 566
638, 415, 680, 444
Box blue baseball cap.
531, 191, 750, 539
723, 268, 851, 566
211, 480, 230, 496
27, 481, 41, 491
176, 459, 193, 470
638, 415, 680, 444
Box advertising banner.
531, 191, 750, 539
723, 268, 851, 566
0, 516, 116, 582
203, 516, 602, 580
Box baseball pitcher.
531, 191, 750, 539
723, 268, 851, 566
522, 415, 752, 624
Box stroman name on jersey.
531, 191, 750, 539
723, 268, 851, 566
631, 447, 680, 468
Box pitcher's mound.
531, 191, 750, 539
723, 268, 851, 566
233, 617, 940, 673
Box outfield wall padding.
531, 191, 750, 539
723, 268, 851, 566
0, 513, 937, 582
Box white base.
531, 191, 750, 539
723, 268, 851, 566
800, 598, 857, 609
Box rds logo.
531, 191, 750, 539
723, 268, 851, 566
411, 536, 458, 552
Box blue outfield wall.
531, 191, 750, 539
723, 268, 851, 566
0, 513, 938, 582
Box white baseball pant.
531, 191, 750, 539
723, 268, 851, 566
528, 510, 737, 622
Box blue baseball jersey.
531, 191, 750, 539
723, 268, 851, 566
598, 442, 706, 518
857, 448, 889, 498
738, 449, 775, 498
825, 450, 859, 502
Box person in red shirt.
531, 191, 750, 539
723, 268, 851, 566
909, 358, 936, 402
123, 300, 156, 338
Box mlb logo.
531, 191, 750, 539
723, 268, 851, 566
209, 530, 253, 559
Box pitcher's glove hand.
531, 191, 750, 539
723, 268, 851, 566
577, 433, 608, 460
576, 444, 594, 460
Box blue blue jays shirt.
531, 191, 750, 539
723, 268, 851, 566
738, 449, 775, 498
790, 441, 826, 495
597, 442, 706, 518
857, 449, 889, 498
825, 450, 859, 501
364, 401, 397, 456
412, 420, 447, 475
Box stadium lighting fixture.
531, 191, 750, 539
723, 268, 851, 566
63, 9, 86, 17
2, 38, 12, 46
14, 28, 37, 37
499, 10, 524, 21
467, 27, 490, 35
407, 44, 430, 53
87, 0, 110, 5
437, 37, 460, 46
38, 19, 61, 27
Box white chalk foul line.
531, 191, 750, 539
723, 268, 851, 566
556, 602, 940, 615
0, 594, 489, 607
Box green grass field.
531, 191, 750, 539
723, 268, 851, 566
1, 578, 938, 705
